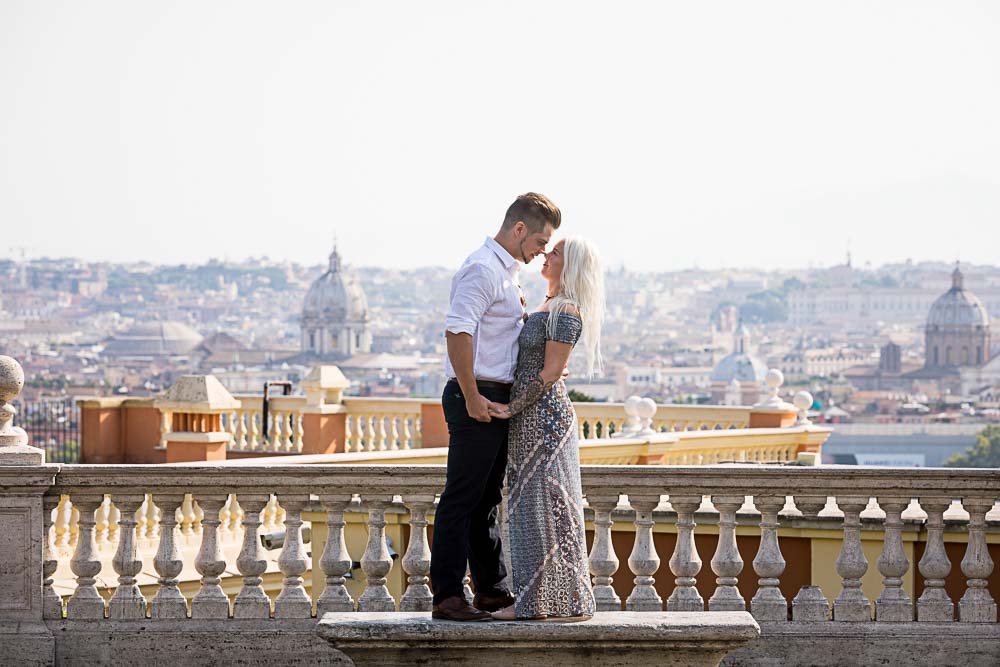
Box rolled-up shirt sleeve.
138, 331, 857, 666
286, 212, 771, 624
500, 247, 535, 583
445, 262, 495, 336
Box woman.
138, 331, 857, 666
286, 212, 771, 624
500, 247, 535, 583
488, 236, 604, 621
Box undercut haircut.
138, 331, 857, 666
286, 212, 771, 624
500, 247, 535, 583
502, 192, 561, 233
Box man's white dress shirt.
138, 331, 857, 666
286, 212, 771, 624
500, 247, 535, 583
444, 237, 526, 384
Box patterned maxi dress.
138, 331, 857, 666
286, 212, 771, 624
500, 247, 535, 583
506, 311, 597, 618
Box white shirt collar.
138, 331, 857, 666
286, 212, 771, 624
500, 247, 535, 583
484, 236, 519, 272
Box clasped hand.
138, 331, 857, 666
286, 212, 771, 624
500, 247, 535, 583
466, 393, 510, 422
487, 402, 511, 419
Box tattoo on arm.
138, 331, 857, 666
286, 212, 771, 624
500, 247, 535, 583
505, 374, 555, 417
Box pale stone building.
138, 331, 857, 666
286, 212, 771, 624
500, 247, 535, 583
300, 245, 371, 360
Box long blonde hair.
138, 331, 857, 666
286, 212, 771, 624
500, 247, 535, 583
546, 236, 605, 377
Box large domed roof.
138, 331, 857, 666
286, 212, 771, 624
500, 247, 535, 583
105, 320, 203, 357
927, 267, 989, 328
711, 323, 768, 383
302, 246, 368, 322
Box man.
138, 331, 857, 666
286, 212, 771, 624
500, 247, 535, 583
430, 192, 561, 621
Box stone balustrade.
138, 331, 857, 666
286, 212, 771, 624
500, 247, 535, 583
3, 459, 1000, 664
74, 364, 809, 466
12, 464, 999, 624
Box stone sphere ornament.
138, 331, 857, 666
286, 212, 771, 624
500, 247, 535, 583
793, 391, 814, 426
0, 354, 25, 404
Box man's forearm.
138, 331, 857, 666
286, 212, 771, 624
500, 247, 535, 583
446, 332, 479, 397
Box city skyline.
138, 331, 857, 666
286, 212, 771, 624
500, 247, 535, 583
5, 2, 1000, 270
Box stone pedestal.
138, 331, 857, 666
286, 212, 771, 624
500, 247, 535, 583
164, 432, 229, 463
301, 406, 347, 455
316, 612, 760, 667
0, 355, 58, 664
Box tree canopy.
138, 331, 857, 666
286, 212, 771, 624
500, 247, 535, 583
944, 425, 1000, 468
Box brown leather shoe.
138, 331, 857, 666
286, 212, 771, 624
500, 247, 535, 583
472, 591, 516, 613
432, 596, 493, 622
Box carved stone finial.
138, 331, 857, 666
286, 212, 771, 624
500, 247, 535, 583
615, 396, 644, 437
0, 355, 44, 464
793, 391, 813, 426
753, 369, 795, 412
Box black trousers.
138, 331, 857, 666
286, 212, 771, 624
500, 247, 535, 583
430, 378, 511, 604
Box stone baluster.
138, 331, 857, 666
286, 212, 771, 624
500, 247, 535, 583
587, 493, 622, 611
709, 495, 746, 611
358, 495, 396, 611
95, 494, 111, 546
293, 413, 305, 452
463, 570, 474, 605
750, 495, 787, 621
958, 498, 997, 623
234, 409, 247, 450
377, 414, 389, 451
107, 499, 121, 547
191, 494, 230, 618
344, 415, 355, 452
179, 493, 196, 536
69, 504, 80, 547
159, 409, 171, 449
233, 494, 271, 619
667, 494, 704, 611
833, 496, 871, 621
219, 495, 233, 540
261, 494, 278, 533
248, 409, 260, 450
401, 416, 413, 450
193, 497, 204, 532
389, 416, 401, 451
55, 495, 72, 548
875, 497, 912, 621
66, 494, 106, 618
150, 494, 188, 618
625, 494, 663, 611
274, 493, 313, 618
917, 496, 954, 622
791, 495, 830, 621
400, 495, 435, 611
108, 494, 147, 619
42, 495, 63, 619
280, 412, 294, 452
366, 415, 377, 452
316, 494, 356, 614
269, 410, 283, 451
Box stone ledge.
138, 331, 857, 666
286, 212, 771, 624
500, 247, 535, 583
317, 612, 760, 666
723, 621, 1000, 667
45, 619, 346, 667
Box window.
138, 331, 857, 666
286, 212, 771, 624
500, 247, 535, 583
309, 331, 315, 349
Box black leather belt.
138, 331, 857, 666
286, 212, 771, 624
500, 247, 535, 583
449, 378, 512, 391
476, 379, 512, 391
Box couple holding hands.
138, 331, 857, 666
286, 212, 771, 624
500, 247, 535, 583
430, 193, 604, 623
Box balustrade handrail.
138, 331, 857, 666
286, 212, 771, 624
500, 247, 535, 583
37, 462, 1000, 497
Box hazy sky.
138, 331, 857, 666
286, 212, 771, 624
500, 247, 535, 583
3, 1, 999, 271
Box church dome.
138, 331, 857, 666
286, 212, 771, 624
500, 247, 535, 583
105, 320, 203, 357
302, 247, 369, 323
711, 323, 768, 383
926, 267, 989, 328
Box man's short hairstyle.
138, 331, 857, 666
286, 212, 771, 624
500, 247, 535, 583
502, 192, 561, 233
